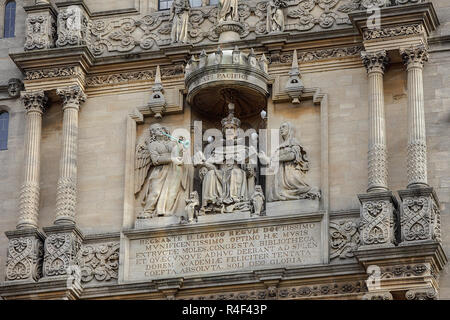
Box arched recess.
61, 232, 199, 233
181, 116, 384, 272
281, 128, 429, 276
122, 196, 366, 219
1, 0, 16, 38
0, 107, 10, 150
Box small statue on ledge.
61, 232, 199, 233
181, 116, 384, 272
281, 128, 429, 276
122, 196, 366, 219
251, 185, 265, 216
170, 0, 190, 44
267, 0, 287, 33
183, 191, 200, 223
259, 121, 321, 202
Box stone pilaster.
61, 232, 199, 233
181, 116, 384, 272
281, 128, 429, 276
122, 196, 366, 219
358, 192, 399, 248
400, 45, 429, 189
398, 187, 441, 244
17, 91, 47, 230
23, 3, 57, 51
361, 50, 390, 193
54, 86, 86, 225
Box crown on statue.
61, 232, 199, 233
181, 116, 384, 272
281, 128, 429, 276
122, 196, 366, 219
221, 103, 241, 129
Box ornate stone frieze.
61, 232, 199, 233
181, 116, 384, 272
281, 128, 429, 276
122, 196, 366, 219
56, 6, 91, 47
25, 13, 56, 51
361, 50, 389, 73
398, 188, 441, 244
269, 46, 364, 64
362, 292, 393, 300
358, 193, 398, 247
87, 1, 352, 56
363, 24, 425, 41
78, 242, 119, 283
5, 231, 45, 282
43, 229, 83, 278
25, 66, 81, 80
405, 288, 437, 300
85, 65, 184, 87
338, 0, 390, 13
183, 281, 366, 300
380, 263, 432, 280
329, 220, 360, 260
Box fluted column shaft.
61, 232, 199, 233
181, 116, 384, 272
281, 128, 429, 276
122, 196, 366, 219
17, 91, 47, 230
401, 45, 429, 188
54, 86, 86, 225
361, 51, 390, 193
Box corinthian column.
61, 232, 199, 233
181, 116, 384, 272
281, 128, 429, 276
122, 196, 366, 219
397, 45, 440, 245
17, 91, 47, 229
361, 50, 390, 193
357, 51, 398, 250
400, 45, 429, 188
54, 85, 86, 225
4, 91, 47, 283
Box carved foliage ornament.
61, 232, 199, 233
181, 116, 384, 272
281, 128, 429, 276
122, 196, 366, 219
401, 196, 441, 243
25, 66, 81, 81
56, 6, 90, 47
6, 237, 44, 281
400, 45, 429, 68
56, 85, 87, 110
363, 24, 425, 41
361, 50, 389, 73
78, 243, 120, 283
21, 91, 47, 114
25, 13, 56, 51
329, 220, 360, 260
269, 46, 363, 64
360, 200, 395, 246
43, 232, 82, 277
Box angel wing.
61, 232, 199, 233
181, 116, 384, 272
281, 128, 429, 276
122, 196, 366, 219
134, 131, 152, 194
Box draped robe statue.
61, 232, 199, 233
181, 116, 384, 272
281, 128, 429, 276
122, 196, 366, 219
267, 0, 286, 32
259, 122, 320, 202
170, 0, 190, 43
135, 123, 191, 218
218, 0, 239, 23
194, 110, 254, 214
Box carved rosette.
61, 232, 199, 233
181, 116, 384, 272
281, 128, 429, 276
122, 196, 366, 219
5, 234, 44, 282
405, 288, 437, 300
56, 6, 90, 47
361, 50, 389, 74
25, 13, 56, 51
78, 243, 120, 283
43, 231, 82, 277
358, 193, 398, 247
329, 220, 360, 260
399, 189, 441, 244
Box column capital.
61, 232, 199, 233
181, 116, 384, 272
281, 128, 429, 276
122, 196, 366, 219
21, 91, 47, 114
56, 85, 87, 111
400, 45, 429, 69
361, 50, 389, 74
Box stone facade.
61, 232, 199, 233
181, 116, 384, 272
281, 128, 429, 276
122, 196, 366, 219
0, 0, 449, 300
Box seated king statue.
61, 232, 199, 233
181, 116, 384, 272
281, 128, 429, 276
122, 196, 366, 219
194, 103, 255, 214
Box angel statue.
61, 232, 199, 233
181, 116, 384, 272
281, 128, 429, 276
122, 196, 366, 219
259, 121, 321, 202
134, 123, 191, 219
217, 0, 239, 23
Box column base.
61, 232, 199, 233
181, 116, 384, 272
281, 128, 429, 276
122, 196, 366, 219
41, 224, 84, 280
4, 228, 45, 283
357, 191, 399, 248
398, 187, 441, 244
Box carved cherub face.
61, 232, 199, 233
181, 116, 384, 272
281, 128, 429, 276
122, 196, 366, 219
255, 185, 263, 193
149, 124, 168, 140
7, 82, 20, 98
